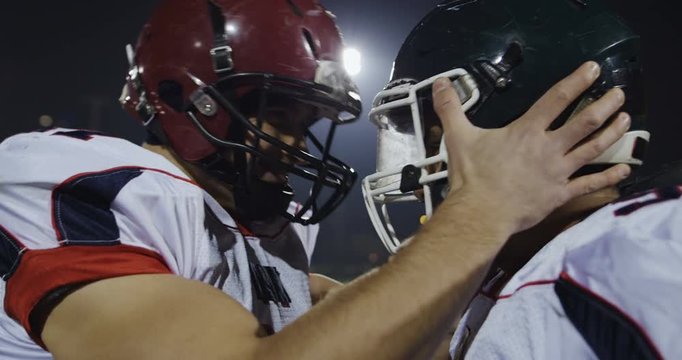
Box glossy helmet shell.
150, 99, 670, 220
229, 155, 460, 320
124, 0, 348, 162
392, 0, 646, 137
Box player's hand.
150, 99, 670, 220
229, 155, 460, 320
433, 61, 631, 232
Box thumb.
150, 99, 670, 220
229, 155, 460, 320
432, 77, 473, 193
432, 77, 474, 141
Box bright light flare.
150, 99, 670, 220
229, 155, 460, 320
343, 47, 362, 76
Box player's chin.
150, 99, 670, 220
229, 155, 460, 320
251, 160, 289, 184
258, 171, 289, 185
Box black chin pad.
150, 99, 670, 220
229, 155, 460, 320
233, 175, 294, 224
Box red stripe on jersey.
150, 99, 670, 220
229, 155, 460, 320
235, 203, 302, 239
139, 167, 197, 186
237, 223, 256, 237
4, 244, 172, 347
496, 278, 556, 300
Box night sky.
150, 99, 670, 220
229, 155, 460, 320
1, 0, 680, 280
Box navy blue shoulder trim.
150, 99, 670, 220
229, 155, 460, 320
52, 167, 144, 245
0, 225, 25, 280
51, 129, 105, 141
555, 274, 662, 360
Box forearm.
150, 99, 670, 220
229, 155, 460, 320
309, 273, 344, 305
41, 194, 506, 360
261, 193, 510, 359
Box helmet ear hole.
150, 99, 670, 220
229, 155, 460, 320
158, 80, 185, 112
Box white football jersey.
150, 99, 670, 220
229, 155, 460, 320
450, 185, 682, 359
0, 129, 319, 359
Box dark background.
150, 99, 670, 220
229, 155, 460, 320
1, 0, 679, 280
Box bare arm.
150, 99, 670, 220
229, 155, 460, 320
309, 273, 344, 305
43, 62, 631, 360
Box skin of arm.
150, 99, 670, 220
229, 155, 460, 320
42, 62, 632, 360
309, 273, 344, 305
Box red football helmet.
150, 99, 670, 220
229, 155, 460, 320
120, 0, 361, 224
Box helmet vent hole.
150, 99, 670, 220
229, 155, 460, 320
286, 0, 304, 17
302, 29, 319, 59
158, 80, 184, 112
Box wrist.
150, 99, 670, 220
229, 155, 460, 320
437, 188, 517, 240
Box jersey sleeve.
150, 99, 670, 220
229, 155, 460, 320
0, 129, 206, 347
559, 186, 682, 359
452, 186, 682, 359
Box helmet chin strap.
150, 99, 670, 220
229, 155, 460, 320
232, 174, 294, 224
230, 88, 295, 225
239, 120, 293, 224
198, 150, 294, 225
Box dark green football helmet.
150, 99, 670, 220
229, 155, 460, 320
363, 0, 649, 252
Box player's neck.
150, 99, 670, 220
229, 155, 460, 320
142, 143, 240, 214
142, 143, 194, 178
488, 187, 620, 289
